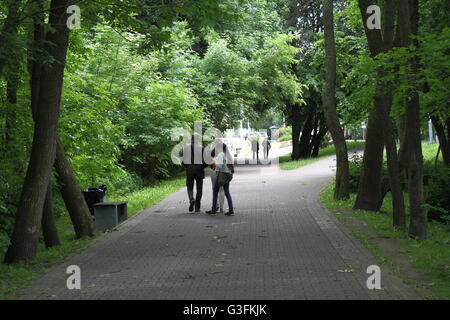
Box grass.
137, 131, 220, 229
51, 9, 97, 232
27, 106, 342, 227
109, 174, 185, 216
422, 142, 444, 164
0, 174, 185, 300
279, 141, 365, 170
321, 142, 450, 299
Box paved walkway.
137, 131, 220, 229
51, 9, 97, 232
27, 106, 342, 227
21, 153, 419, 299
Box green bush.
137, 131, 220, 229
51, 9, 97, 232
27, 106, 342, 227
348, 153, 363, 193
423, 164, 450, 222
278, 134, 292, 142
276, 127, 292, 141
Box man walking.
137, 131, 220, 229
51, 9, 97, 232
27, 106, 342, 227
262, 137, 271, 159
182, 134, 207, 213
251, 138, 259, 161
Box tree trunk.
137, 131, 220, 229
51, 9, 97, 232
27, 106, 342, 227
322, 0, 350, 200
306, 111, 319, 157
291, 103, 302, 160
4, 0, 72, 264
431, 116, 450, 167
374, 89, 406, 227
406, 91, 427, 239
354, 108, 384, 211
398, 0, 427, 239
54, 138, 95, 238
311, 116, 327, 157
298, 105, 315, 158
357, 0, 406, 227
397, 113, 409, 171
29, 0, 92, 241
41, 185, 61, 247
29, 0, 61, 248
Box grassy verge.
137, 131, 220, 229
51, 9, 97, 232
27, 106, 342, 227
278, 141, 365, 170
109, 174, 185, 216
320, 143, 450, 299
0, 174, 185, 299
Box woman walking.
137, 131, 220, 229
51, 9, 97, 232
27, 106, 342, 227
206, 143, 234, 216
209, 143, 225, 213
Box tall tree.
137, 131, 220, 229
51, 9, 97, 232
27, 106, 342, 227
28, 0, 94, 240
322, 0, 350, 200
397, 0, 427, 238
4, 0, 73, 264
357, 0, 406, 227
28, 0, 61, 248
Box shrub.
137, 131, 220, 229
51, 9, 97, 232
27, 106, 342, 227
276, 127, 292, 139
423, 164, 450, 223
0, 205, 14, 255
348, 153, 363, 193
278, 134, 292, 142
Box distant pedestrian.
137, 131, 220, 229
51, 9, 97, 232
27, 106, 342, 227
251, 138, 259, 161
206, 143, 234, 216
262, 138, 271, 159
182, 134, 207, 213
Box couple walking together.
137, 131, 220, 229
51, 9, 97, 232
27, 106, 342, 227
182, 135, 234, 216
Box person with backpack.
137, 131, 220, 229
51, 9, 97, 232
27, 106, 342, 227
208, 141, 225, 213
262, 137, 271, 159
206, 143, 235, 216
251, 138, 259, 161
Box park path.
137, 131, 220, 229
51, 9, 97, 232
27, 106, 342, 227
21, 152, 419, 300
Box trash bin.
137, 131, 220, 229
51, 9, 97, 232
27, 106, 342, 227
82, 184, 107, 215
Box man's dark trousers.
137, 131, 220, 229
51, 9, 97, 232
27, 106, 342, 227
186, 165, 204, 210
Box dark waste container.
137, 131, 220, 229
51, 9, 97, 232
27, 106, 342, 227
82, 184, 107, 215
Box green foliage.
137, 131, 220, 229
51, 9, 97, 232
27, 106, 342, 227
276, 126, 293, 142
419, 27, 450, 120
348, 153, 363, 193
120, 81, 202, 181
110, 174, 185, 216
422, 155, 450, 222
278, 134, 292, 142
190, 32, 302, 130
